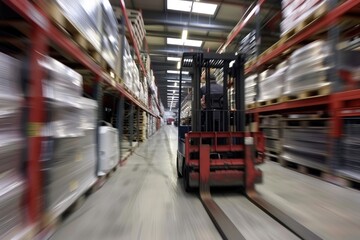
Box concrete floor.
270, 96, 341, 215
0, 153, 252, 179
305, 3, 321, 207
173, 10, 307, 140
51, 126, 360, 240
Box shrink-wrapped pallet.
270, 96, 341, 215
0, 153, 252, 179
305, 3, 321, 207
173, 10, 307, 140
54, 0, 120, 70
40, 57, 96, 216
0, 53, 25, 238
245, 74, 257, 105
284, 40, 331, 95
258, 62, 287, 102
280, 0, 328, 36
98, 125, 119, 175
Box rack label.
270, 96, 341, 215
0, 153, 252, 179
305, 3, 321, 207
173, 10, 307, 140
28, 122, 42, 137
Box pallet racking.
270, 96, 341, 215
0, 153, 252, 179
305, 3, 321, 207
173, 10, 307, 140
1, 0, 162, 238
246, 0, 360, 189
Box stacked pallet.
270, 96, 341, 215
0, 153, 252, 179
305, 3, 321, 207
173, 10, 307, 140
281, 0, 328, 37
342, 118, 360, 173
0, 53, 25, 238
134, 110, 147, 141
126, 9, 146, 51
238, 30, 257, 62
284, 40, 331, 99
258, 62, 287, 106
40, 56, 96, 219
113, 7, 146, 51
260, 115, 282, 163
245, 74, 257, 109
46, 0, 120, 72
281, 115, 329, 171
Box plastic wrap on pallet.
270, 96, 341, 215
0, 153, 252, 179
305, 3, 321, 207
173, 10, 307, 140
0, 53, 25, 238
259, 64, 288, 102
245, 74, 257, 104
98, 125, 119, 175
55, 0, 102, 51
101, 0, 120, 70
284, 40, 331, 95
0, 53, 22, 104
80, 97, 98, 130
54, 0, 119, 69
342, 118, 360, 172
281, 0, 328, 36
40, 56, 83, 138
282, 118, 328, 167
0, 171, 25, 238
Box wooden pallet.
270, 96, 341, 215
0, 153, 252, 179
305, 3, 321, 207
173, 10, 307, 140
283, 85, 330, 102
257, 96, 284, 107
265, 149, 281, 163
281, 159, 360, 191
283, 117, 329, 128
246, 102, 256, 109
280, 3, 328, 42
44, 2, 102, 62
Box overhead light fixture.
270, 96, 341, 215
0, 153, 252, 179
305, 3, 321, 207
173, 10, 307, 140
167, 57, 181, 62
167, 0, 217, 15
177, 62, 181, 69
167, 70, 189, 74
167, 0, 192, 12
167, 37, 202, 47
192, 2, 218, 15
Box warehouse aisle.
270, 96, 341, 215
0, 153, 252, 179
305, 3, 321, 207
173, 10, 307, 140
51, 126, 221, 240
51, 126, 360, 240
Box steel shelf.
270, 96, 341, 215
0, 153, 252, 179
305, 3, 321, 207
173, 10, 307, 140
3, 0, 158, 117
245, 0, 360, 74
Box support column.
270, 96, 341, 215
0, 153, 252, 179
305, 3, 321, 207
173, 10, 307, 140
27, 25, 47, 222
117, 95, 125, 160
129, 103, 134, 147
94, 81, 102, 175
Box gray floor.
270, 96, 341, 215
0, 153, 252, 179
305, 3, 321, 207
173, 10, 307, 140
51, 126, 360, 240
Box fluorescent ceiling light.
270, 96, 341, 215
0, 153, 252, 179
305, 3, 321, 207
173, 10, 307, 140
167, 70, 189, 74
167, 37, 202, 47
192, 2, 218, 15
167, 57, 181, 62
167, 0, 192, 12
177, 62, 181, 69
167, 0, 217, 15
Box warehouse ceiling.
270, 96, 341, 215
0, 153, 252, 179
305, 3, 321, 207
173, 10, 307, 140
110, 0, 281, 110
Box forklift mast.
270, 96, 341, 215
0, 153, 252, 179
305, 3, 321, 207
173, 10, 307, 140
178, 52, 246, 133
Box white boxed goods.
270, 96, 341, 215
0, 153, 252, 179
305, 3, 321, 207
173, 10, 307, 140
281, 0, 328, 36
0, 52, 25, 238
245, 74, 257, 105
284, 40, 330, 95
40, 57, 96, 215
98, 125, 119, 175
54, 0, 119, 70
258, 62, 288, 102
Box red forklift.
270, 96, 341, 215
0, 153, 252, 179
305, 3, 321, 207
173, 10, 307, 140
176, 52, 265, 191
175, 53, 321, 240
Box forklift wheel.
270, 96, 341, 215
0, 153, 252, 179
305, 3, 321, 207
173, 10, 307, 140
183, 166, 191, 192
176, 156, 183, 178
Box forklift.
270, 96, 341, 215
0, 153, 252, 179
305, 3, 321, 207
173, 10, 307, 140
176, 52, 265, 192
175, 53, 322, 240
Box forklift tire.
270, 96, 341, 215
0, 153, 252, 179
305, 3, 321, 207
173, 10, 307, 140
176, 156, 183, 178
183, 166, 191, 192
